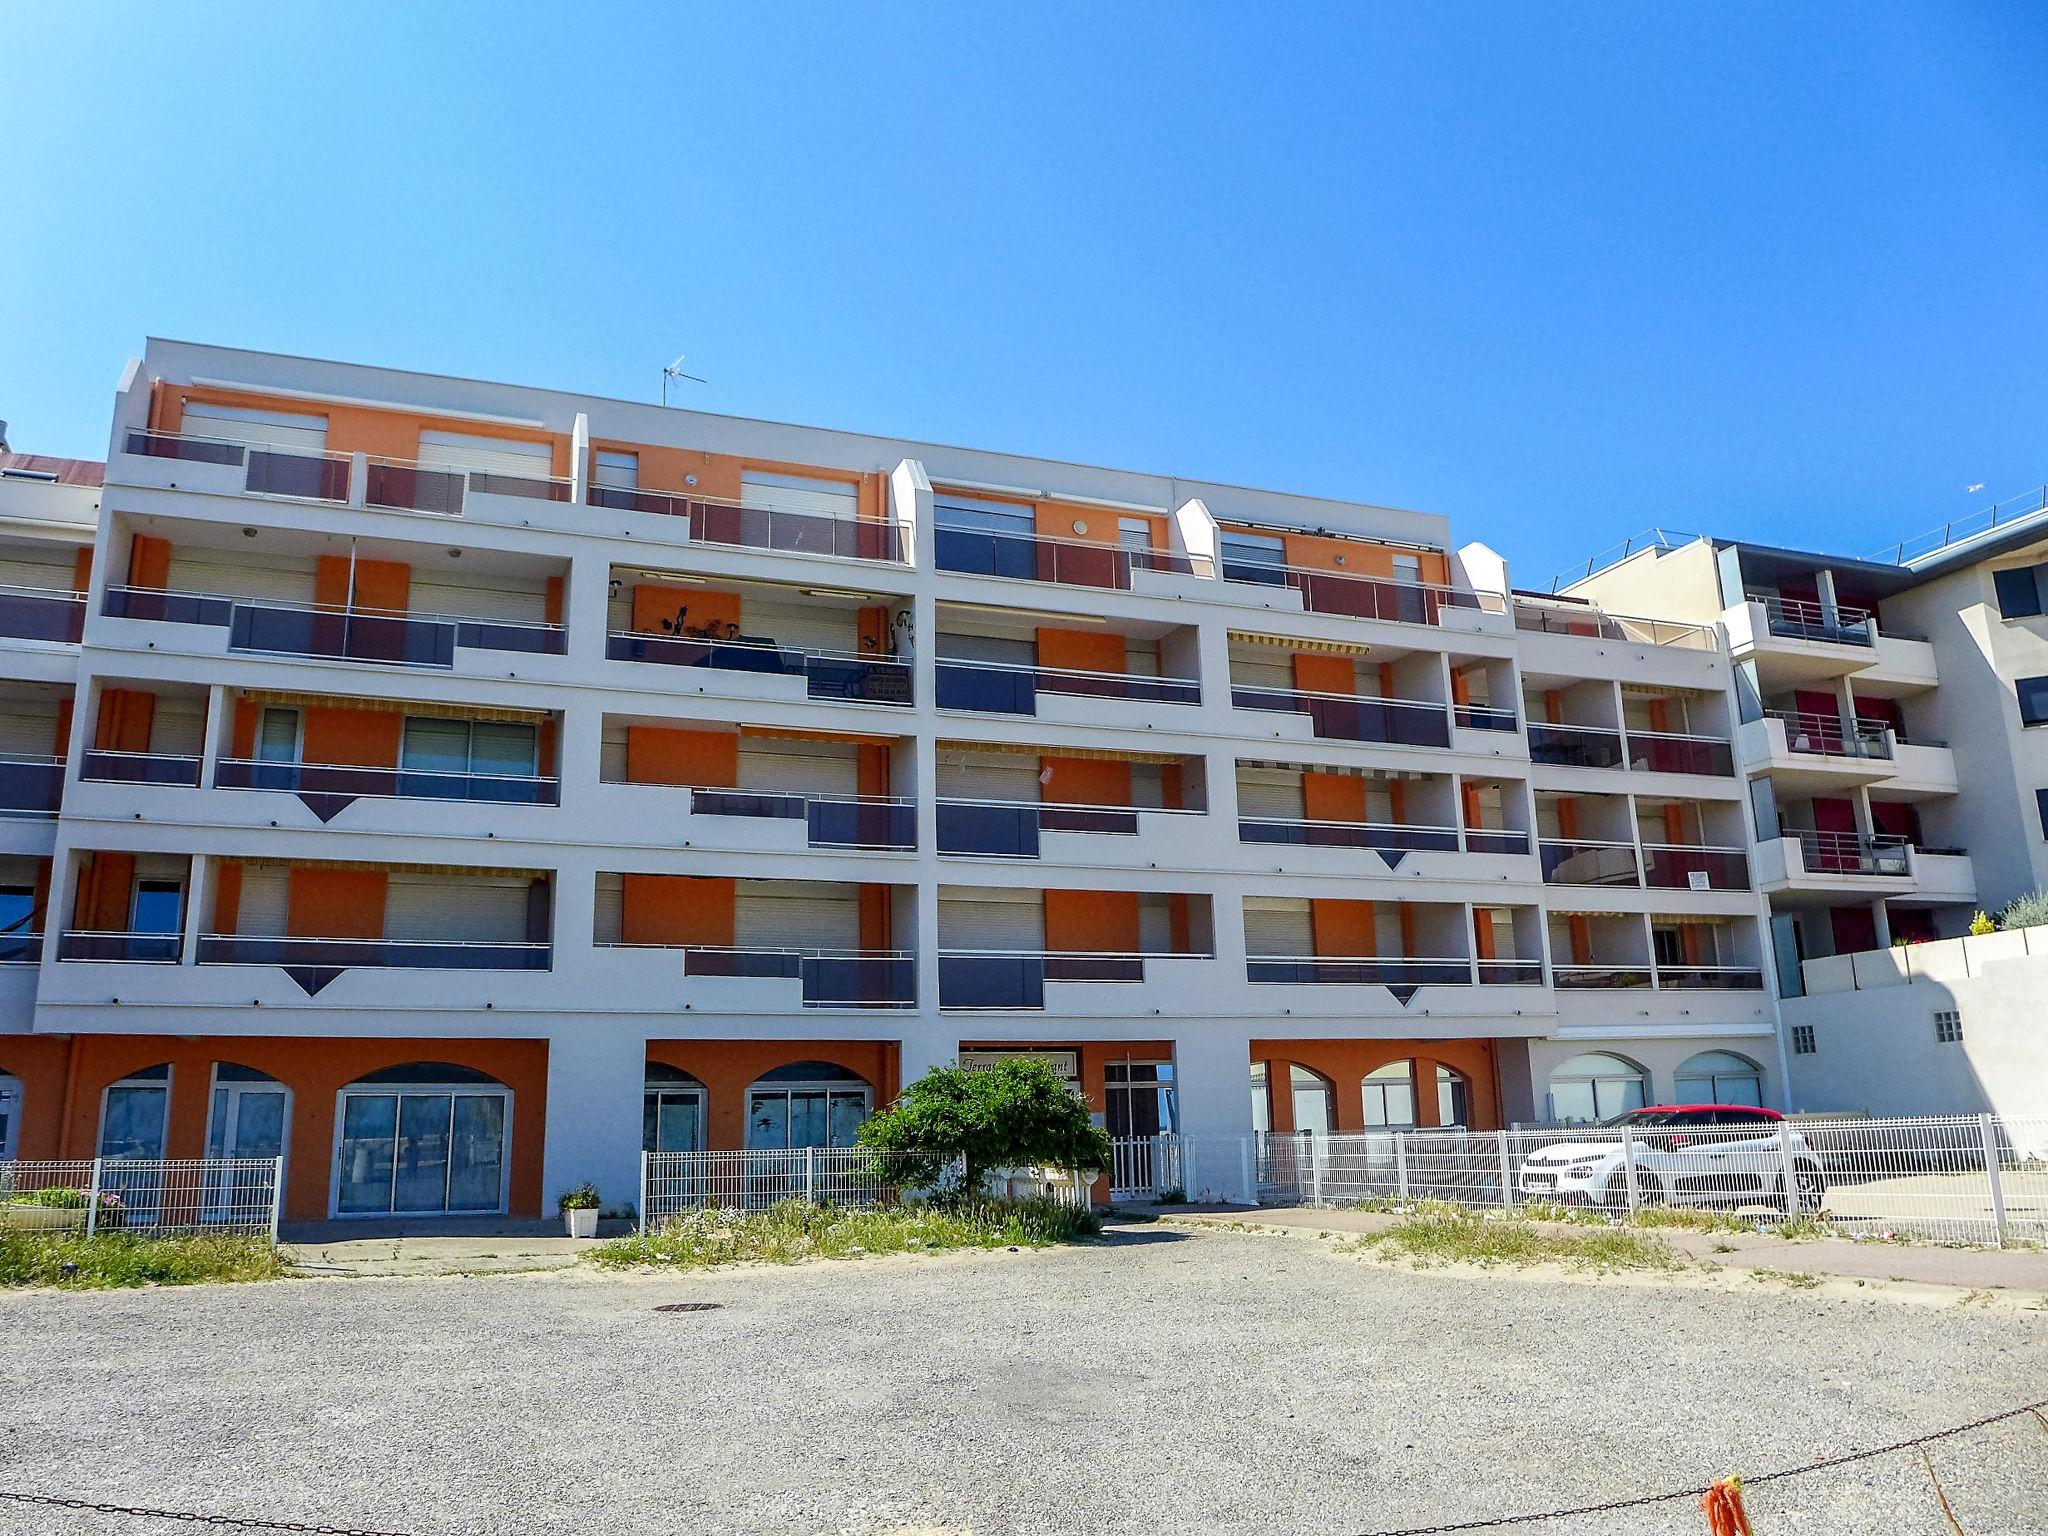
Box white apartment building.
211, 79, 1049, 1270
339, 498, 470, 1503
0, 341, 1780, 1222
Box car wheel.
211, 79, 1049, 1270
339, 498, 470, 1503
1603, 1169, 1663, 1211
1788, 1163, 1827, 1214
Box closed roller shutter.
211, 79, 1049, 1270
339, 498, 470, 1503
1243, 899, 1312, 956
417, 431, 555, 481
935, 634, 1033, 666
743, 598, 854, 655
734, 890, 861, 951
411, 576, 547, 624
1235, 770, 1304, 820
938, 758, 1040, 802
0, 704, 58, 757
1231, 653, 1295, 691
599, 726, 629, 784
236, 867, 290, 937
593, 451, 638, 490
0, 554, 81, 593
167, 555, 316, 606
738, 745, 858, 797
385, 876, 533, 943
592, 874, 623, 946
182, 403, 329, 456
151, 697, 208, 757
742, 471, 859, 522
939, 890, 1043, 951
1137, 893, 1172, 953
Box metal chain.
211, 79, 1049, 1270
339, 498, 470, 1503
0, 1488, 413, 1536
1356, 1395, 2048, 1536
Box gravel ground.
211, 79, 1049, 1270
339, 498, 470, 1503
2, 1223, 2045, 1536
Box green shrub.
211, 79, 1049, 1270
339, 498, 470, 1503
557, 1182, 602, 1213
1355, 1200, 1679, 1271
0, 1232, 291, 1288
857, 1058, 1112, 1197
589, 1197, 1099, 1270
1, 1186, 127, 1226
1996, 890, 2048, 931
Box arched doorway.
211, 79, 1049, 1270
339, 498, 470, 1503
1548, 1052, 1649, 1123
745, 1062, 871, 1150
99, 1064, 172, 1159
1287, 1065, 1336, 1136
644, 1064, 707, 1153
334, 1063, 511, 1217
1435, 1064, 1471, 1128
1363, 1062, 1416, 1129
1675, 1050, 1764, 1107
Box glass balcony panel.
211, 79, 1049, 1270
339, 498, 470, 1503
806, 798, 915, 850
0, 931, 43, 964
691, 788, 807, 822
365, 463, 465, 515
125, 430, 244, 466
684, 947, 802, 980
245, 449, 350, 502
1551, 965, 1655, 989
938, 953, 1045, 1009
227, 605, 459, 667
1037, 805, 1140, 836
800, 954, 915, 1008
197, 936, 548, 969
1476, 959, 1545, 985
0, 758, 65, 812
1463, 829, 1531, 855
0, 587, 86, 643
468, 470, 569, 503
937, 801, 1041, 857
1626, 733, 1735, 775
1043, 954, 1145, 983
78, 751, 201, 788
1640, 847, 1750, 890
936, 661, 1036, 715
1455, 705, 1519, 732
1037, 670, 1199, 707
103, 587, 233, 627
1238, 819, 1457, 852
1527, 723, 1626, 768
1246, 957, 1470, 985
58, 931, 182, 962
453, 618, 566, 656
804, 654, 913, 706
1539, 840, 1641, 886
1655, 966, 1766, 990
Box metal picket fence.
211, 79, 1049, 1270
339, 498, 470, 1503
1107, 1113, 2048, 1249
0, 1157, 283, 1241
639, 1148, 951, 1227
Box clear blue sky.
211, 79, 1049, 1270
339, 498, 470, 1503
4, 3, 2044, 584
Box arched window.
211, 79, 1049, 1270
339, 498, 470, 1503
1289, 1065, 1335, 1136
99, 1064, 171, 1159
0, 1070, 21, 1161
1436, 1065, 1471, 1128
644, 1064, 706, 1154
746, 1061, 870, 1150
206, 1063, 290, 1162
1548, 1052, 1648, 1124
335, 1063, 510, 1217
1675, 1051, 1764, 1107
1363, 1062, 1416, 1129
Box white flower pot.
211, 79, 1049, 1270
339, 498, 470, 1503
563, 1207, 599, 1238
1, 1201, 89, 1232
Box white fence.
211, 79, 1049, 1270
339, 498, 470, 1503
638, 1149, 1104, 1228
1107, 1114, 2048, 1248
0, 1157, 283, 1241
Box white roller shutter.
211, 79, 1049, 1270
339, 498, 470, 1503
593, 451, 638, 490
738, 744, 858, 797
939, 890, 1044, 951
410, 575, 547, 623
151, 697, 207, 757
1235, 770, 1304, 820
0, 553, 79, 593
742, 471, 859, 522
182, 403, 329, 455
385, 875, 532, 943
742, 596, 855, 655
166, 554, 316, 606
1136, 893, 1172, 953
734, 890, 861, 951
599, 726, 629, 784
235, 867, 290, 937
1243, 898, 1312, 957
592, 874, 623, 946
1231, 653, 1294, 691
937, 758, 1040, 802
417, 431, 555, 480
936, 634, 1034, 666
0, 703, 57, 757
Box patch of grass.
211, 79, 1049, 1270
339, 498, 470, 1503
0, 1232, 293, 1289
1350, 1201, 1679, 1273
1749, 1266, 1821, 1290
588, 1197, 1101, 1271
1630, 1206, 1751, 1234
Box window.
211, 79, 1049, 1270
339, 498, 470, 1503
2019, 676, 2048, 728
1548, 1052, 1648, 1123
1116, 517, 1154, 554
745, 1061, 870, 1150
1994, 563, 2048, 619
99, 1065, 171, 1159
0, 884, 34, 964
206, 1064, 289, 1161
593, 451, 638, 490
1674, 1050, 1764, 1107
129, 878, 183, 935
933, 494, 1034, 535
401, 718, 538, 779
0, 1072, 21, 1160
1935, 1009, 1963, 1044
1289, 1065, 1336, 1135
334, 1065, 510, 1216
1221, 530, 1286, 573
1250, 1061, 1270, 1133
643, 1064, 706, 1153
1362, 1061, 1416, 1129
1790, 1024, 1817, 1055
1436, 1065, 1471, 1127
2037, 787, 2048, 840
256, 708, 300, 763
1392, 554, 1423, 585
1104, 1060, 1178, 1139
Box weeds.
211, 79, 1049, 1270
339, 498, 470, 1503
0, 1232, 292, 1289
1749, 1267, 1821, 1290
1351, 1201, 1680, 1273
589, 1197, 1100, 1270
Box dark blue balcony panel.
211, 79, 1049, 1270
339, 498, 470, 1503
215, 758, 558, 806
937, 801, 1041, 857
800, 954, 915, 1008
804, 655, 912, 706
1462, 829, 1533, 856
197, 936, 549, 970
1477, 960, 1546, 986
936, 661, 1036, 715
1231, 687, 1450, 747
78, 752, 201, 788
454, 618, 567, 656
0, 758, 66, 813
0, 588, 86, 643
692, 788, 807, 822
806, 798, 915, 850
245, 449, 350, 502
58, 932, 182, 963
939, 954, 1046, 1009
1246, 957, 1470, 986
1455, 705, 1520, 732
1527, 723, 1626, 768
0, 932, 42, 964
1037, 805, 1140, 836
1042, 954, 1145, 983
104, 587, 234, 627
1238, 819, 1459, 853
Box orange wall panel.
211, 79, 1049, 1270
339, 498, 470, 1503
1291, 653, 1354, 695
287, 867, 387, 940
1302, 772, 1366, 823
211, 861, 244, 934
625, 726, 737, 787
72, 548, 92, 596
1310, 898, 1373, 956
230, 699, 258, 760
646, 1038, 890, 1152
1044, 889, 1138, 953
622, 874, 735, 947
1255, 1037, 1502, 1132
1041, 756, 1131, 807
302, 707, 402, 769
1036, 628, 1125, 674
74, 852, 135, 930
127, 534, 170, 590
92, 685, 156, 756
157, 387, 569, 477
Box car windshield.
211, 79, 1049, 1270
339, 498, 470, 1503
1599, 1110, 1702, 1128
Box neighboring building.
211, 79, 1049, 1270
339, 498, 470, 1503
0, 340, 1780, 1219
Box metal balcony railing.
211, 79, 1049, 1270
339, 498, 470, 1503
1654, 964, 1767, 990
1219, 558, 1493, 627
1765, 709, 1892, 759
935, 658, 1199, 715
0, 755, 66, 815
592, 486, 906, 564
1237, 817, 1461, 853
1245, 955, 1474, 986
677, 946, 916, 1008
105, 586, 566, 665
936, 950, 1204, 1008
125, 431, 352, 504
606, 631, 913, 707
1476, 958, 1546, 985
1538, 838, 1641, 887
1232, 685, 1451, 748
0, 582, 86, 644
1550, 963, 1655, 989
687, 787, 916, 850
1526, 721, 1625, 769
1639, 844, 1751, 890
1751, 594, 1874, 647
933, 524, 1208, 589
197, 935, 551, 970
1624, 729, 1735, 776
933, 798, 1192, 857
1787, 828, 1912, 877
215, 758, 560, 806
57, 930, 182, 963
1454, 703, 1519, 732
1462, 827, 1533, 855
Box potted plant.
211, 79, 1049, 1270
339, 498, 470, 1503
558, 1182, 602, 1238
0, 1186, 121, 1232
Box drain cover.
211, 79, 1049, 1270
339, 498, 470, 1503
654, 1301, 722, 1313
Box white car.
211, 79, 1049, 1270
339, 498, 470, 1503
1518, 1105, 1827, 1213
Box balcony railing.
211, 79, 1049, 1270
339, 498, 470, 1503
935, 798, 1177, 857
1624, 730, 1735, 776
1527, 721, 1625, 769
1462, 828, 1533, 856
933, 524, 1206, 589
1245, 955, 1472, 986
1476, 958, 1546, 985
1512, 599, 1714, 649
1220, 559, 1490, 626
104, 587, 566, 665
78, 750, 203, 788
1231, 685, 1451, 748
937, 950, 1188, 1008
1752, 594, 1874, 647
0, 930, 42, 964
606, 631, 913, 706
935, 658, 1199, 715
1639, 844, 1750, 890
688, 787, 916, 850
1454, 703, 1519, 732
125, 431, 352, 504
197, 935, 551, 970
216, 758, 561, 806
1538, 838, 1640, 886
1237, 817, 1460, 854
1788, 829, 1912, 877
1766, 709, 1891, 759
0, 755, 66, 815
1550, 964, 1654, 989
679, 945, 915, 1008
57, 930, 182, 963
1655, 964, 1766, 990
591, 486, 906, 564
0, 582, 86, 644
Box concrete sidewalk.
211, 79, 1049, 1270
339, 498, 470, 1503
282, 1219, 629, 1276
1153, 1203, 2048, 1293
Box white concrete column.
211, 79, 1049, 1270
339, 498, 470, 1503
895, 1021, 957, 1091
1869, 898, 1893, 949
564, 552, 614, 666
198, 684, 227, 788
179, 852, 208, 965
540, 1025, 646, 1221
1175, 1025, 1256, 1201
570, 413, 590, 504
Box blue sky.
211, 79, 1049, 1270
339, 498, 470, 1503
3, 3, 2044, 585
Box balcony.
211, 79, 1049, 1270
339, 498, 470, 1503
680, 946, 915, 1008
936, 659, 1198, 717
591, 486, 905, 564
1527, 722, 1625, 769
195, 935, 550, 970
0, 756, 66, 816
215, 758, 561, 807
606, 632, 913, 707
1759, 829, 1914, 890
691, 788, 915, 851
1454, 703, 1519, 733
1232, 686, 1450, 748
1463, 827, 1533, 855
78, 749, 203, 788
1767, 709, 1890, 760
1551, 964, 1655, 989
1639, 844, 1751, 891
123, 431, 352, 504
1754, 594, 1873, 647
1538, 838, 1640, 887
1245, 956, 1473, 986
57, 930, 182, 963
1220, 559, 1490, 627
0, 583, 86, 645
933, 525, 1203, 590
1654, 964, 1766, 990
105, 587, 566, 666
1237, 817, 1462, 855
1624, 730, 1734, 777
938, 950, 1187, 1009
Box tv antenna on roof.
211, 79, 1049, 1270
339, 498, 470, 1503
661, 354, 708, 407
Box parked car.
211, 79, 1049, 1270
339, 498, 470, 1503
1518, 1106, 1827, 1213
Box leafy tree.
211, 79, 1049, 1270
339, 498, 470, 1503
857, 1057, 1113, 1198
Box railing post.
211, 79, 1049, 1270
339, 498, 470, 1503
1179, 1134, 1194, 1200
84, 1157, 103, 1238
267, 1156, 285, 1245
1240, 1137, 1255, 1206
1979, 1114, 2008, 1249
638, 1150, 650, 1234
804, 1146, 817, 1205
347, 451, 368, 509
1310, 1135, 1325, 1207
1776, 1112, 1802, 1219
1496, 1130, 1513, 1211
1394, 1134, 1409, 1203
1619, 1126, 1640, 1218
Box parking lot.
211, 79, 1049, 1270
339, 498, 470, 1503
3, 1223, 2045, 1535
